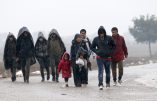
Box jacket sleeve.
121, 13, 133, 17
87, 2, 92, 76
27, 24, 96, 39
16, 38, 20, 58
90, 37, 97, 54
122, 37, 128, 57
110, 37, 116, 54
70, 44, 76, 61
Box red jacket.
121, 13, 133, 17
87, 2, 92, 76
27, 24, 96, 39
58, 52, 71, 78
112, 34, 128, 62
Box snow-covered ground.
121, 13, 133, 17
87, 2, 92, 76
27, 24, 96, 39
15, 63, 157, 89
0, 63, 157, 101
125, 63, 157, 88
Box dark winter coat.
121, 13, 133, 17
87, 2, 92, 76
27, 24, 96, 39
16, 27, 36, 69
112, 34, 128, 62
35, 32, 49, 58
90, 27, 116, 59
3, 33, 16, 70
70, 34, 88, 62
48, 29, 66, 61
58, 52, 71, 78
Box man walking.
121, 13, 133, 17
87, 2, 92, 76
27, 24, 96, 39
91, 26, 116, 90
111, 27, 128, 86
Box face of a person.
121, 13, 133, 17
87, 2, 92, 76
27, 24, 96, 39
39, 37, 43, 41
79, 54, 84, 59
9, 37, 13, 41
50, 33, 57, 39
64, 54, 69, 60
112, 30, 118, 36
24, 32, 28, 37
80, 31, 86, 39
76, 35, 82, 43
99, 33, 104, 38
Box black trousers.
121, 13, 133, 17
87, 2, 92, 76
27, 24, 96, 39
64, 78, 69, 82
38, 57, 50, 79
20, 58, 31, 82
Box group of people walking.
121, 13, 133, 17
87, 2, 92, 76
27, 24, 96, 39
3, 26, 128, 90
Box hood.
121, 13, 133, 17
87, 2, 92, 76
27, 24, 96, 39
48, 29, 61, 39
36, 32, 46, 43
5, 32, 16, 45
18, 27, 30, 38
61, 52, 70, 60
38, 32, 44, 38
17, 27, 34, 42
72, 33, 80, 44
7, 32, 16, 40
37, 32, 46, 39
98, 26, 106, 37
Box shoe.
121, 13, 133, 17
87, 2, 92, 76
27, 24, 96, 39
11, 76, 16, 82
106, 83, 110, 88
41, 78, 45, 82
113, 81, 117, 86
66, 84, 69, 87
76, 84, 81, 87
56, 78, 59, 83
52, 76, 55, 81
98, 82, 103, 87
26, 79, 29, 83
118, 80, 122, 84
47, 75, 50, 80
99, 85, 103, 90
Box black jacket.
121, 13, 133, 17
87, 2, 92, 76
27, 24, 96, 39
91, 35, 116, 58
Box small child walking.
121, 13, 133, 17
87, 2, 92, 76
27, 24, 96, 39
58, 52, 71, 87
76, 48, 88, 86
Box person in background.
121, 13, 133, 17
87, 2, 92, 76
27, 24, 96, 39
80, 29, 92, 70
48, 29, 66, 82
3, 33, 17, 82
90, 26, 116, 90
16, 27, 36, 83
35, 32, 50, 82
111, 27, 128, 86
58, 52, 71, 87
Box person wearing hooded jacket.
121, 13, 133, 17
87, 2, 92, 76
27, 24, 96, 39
3, 33, 17, 82
35, 32, 50, 82
58, 52, 71, 87
48, 29, 66, 82
90, 26, 116, 90
70, 34, 89, 87
16, 27, 36, 83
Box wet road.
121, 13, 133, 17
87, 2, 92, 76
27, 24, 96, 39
0, 68, 157, 101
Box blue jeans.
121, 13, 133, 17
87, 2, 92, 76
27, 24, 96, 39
96, 59, 111, 86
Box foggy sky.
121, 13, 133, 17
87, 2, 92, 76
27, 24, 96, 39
0, 0, 157, 37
